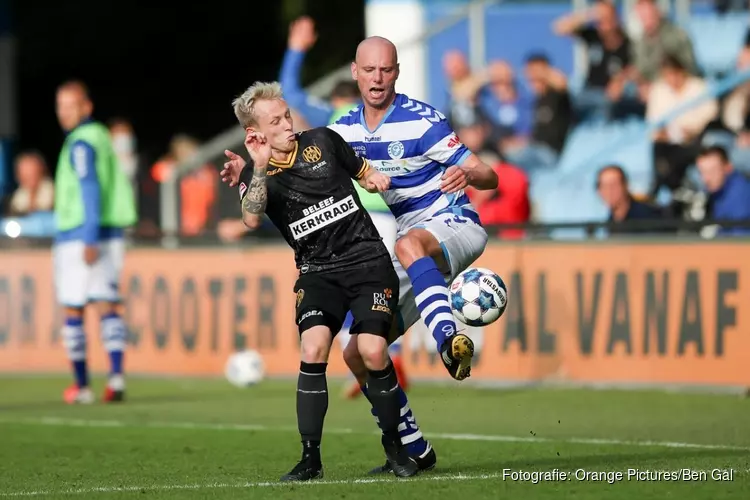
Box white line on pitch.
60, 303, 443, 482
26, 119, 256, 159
2, 416, 749, 451
0, 472, 503, 497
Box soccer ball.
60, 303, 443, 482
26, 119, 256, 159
225, 350, 265, 387
449, 267, 508, 327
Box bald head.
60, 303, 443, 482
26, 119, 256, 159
351, 36, 400, 110
355, 36, 398, 65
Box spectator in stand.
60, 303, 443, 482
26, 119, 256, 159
476, 61, 534, 151
6, 151, 54, 216
596, 164, 665, 234
455, 112, 530, 240
647, 55, 718, 199
151, 134, 218, 237
553, 0, 635, 121
442, 50, 489, 130
108, 118, 139, 193
696, 146, 750, 236
722, 45, 750, 171
630, 0, 697, 93
505, 54, 572, 171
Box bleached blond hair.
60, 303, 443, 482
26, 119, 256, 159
232, 81, 284, 128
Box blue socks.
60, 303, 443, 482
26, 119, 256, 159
361, 385, 428, 457
406, 256, 456, 350
62, 317, 88, 388
100, 313, 127, 375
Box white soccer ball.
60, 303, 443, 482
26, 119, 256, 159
449, 267, 508, 327
225, 350, 265, 387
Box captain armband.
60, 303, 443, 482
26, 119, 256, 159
356, 159, 371, 180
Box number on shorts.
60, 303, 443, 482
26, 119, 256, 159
444, 215, 467, 228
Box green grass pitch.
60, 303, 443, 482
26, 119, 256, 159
0, 376, 748, 499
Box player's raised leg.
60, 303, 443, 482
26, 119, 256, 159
394, 229, 474, 380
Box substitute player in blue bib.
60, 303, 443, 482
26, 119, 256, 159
328, 36, 498, 384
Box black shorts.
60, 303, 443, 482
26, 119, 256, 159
294, 256, 399, 339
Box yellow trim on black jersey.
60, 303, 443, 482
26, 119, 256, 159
269, 141, 299, 168
356, 159, 370, 179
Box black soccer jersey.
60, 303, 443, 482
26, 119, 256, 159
237, 127, 390, 273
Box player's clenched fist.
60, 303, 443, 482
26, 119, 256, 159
361, 169, 390, 193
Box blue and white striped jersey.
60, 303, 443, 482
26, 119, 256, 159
328, 93, 476, 231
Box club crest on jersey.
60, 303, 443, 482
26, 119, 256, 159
387, 141, 404, 160
302, 145, 322, 163
296, 289, 304, 308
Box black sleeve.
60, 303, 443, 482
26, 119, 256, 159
321, 127, 371, 180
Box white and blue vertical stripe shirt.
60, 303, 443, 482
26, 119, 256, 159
327, 93, 478, 231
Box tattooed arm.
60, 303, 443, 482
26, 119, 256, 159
241, 167, 268, 230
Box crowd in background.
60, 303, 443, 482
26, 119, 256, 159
3, 0, 750, 240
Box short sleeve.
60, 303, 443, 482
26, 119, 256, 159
323, 127, 370, 180
419, 118, 471, 167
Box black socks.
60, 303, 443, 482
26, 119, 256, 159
297, 361, 328, 462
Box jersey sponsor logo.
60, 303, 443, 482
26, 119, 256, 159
311, 160, 327, 171
290, 195, 359, 240
296, 289, 305, 308
352, 145, 367, 157
267, 167, 284, 176
238, 182, 248, 200
378, 160, 410, 174
298, 309, 323, 324
302, 145, 322, 163
371, 288, 393, 314
364, 135, 381, 142
447, 134, 461, 149
387, 141, 404, 160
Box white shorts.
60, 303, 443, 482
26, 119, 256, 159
53, 238, 125, 308
369, 211, 397, 259
395, 209, 488, 333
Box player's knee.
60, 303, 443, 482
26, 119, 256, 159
64, 306, 84, 318
394, 234, 420, 264
395, 231, 434, 268
299, 326, 332, 363
343, 340, 367, 378
356, 333, 390, 371
93, 301, 118, 317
